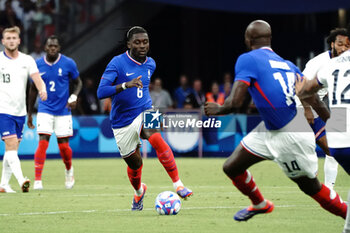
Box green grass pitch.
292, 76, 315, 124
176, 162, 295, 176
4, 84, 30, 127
0, 158, 348, 233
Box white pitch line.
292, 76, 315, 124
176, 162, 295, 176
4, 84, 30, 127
0, 204, 319, 217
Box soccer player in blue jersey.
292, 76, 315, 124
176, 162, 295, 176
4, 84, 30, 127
205, 20, 347, 222
97, 26, 192, 211
27, 35, 82, 190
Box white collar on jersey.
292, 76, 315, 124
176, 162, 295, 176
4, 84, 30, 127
126, 51, 148, 65
260, 46, 273, 51
44, 53, 61, 66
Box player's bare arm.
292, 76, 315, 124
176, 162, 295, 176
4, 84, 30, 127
304, 94, 330, 122
296, 76, 330, 121
295, 75, 321, 99
204, 81, 249, 116
31, 72, 47, 101
300, 99, 315, 124
67, 76, 83, 109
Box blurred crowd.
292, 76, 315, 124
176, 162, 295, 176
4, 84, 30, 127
0, 0, 255, 116
0, 0, 106, 53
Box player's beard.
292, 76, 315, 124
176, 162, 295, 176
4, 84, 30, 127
332, 47, 339, 57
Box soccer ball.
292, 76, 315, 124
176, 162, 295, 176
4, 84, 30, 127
155, 191, 181, 215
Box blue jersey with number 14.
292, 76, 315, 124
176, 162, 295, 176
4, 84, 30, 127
235, 48, 302, 130
36, 54, 79, 115
101, 51, 155, 128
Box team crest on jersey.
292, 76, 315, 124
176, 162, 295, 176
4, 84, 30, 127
58, 68, 63, 76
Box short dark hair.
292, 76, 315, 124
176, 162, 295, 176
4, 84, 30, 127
126, 26, 147, 42
45, 35, 60, 45
326, 28, 348, 48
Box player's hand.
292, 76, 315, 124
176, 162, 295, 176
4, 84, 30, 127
303, 107, 314, 124
68, 101, 77, 109
295, 73, 305, 97
67, 94, 78, 109
204, 102, 221, 116
39, 90, 47, 101
126, 76, 143, 89
27, 115, 35, 129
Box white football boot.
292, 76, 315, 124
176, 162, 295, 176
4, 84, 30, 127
65, 167, 75, 189
34, 180, 43, 190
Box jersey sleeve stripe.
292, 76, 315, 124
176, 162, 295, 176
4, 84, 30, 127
237, 80, 250, 86
1, 134, 18, 140
316, 77, 323, 86
253, 82, 276, 109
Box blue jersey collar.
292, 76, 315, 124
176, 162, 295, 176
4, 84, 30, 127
126, 51, 148, 65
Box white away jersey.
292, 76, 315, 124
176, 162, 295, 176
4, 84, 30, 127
0, 51, 39, 116
303, 51, 331, 100
317, 50, 350, 148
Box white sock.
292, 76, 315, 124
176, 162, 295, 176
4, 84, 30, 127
5, 150, 25, 187
173, 179, 184, 190
0, 154, 12, 186
253, 200, 267, 209
324, 155, 338, 189
343, 190, 350, 233
135, 185, 143, 196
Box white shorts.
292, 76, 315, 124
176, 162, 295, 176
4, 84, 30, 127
36, 112, 73, 138
241, 113, 318, 179
112, 112, 143, 158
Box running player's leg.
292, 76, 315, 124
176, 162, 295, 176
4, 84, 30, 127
34, 135, 50, 189
55, 115, 74, 189
274, 130, 346, 219
35, 112, 54, 189
343, 190, 350, 233
311, 117, 338, 189
292, 176, 346, 218
224, 143, 273, 221
123, 147, 147, 211
113, 112, 146, 210
0, 115, 29, 192
225, 122, 274, 221
142, 128, 192, 199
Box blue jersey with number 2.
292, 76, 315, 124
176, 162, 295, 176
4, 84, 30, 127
36, 54, 79, 115
235, 48, 302, 130
100, 51, 155, 128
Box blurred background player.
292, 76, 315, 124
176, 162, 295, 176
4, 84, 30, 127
27, 35, 82, 190
0, 26, 47, 193
173, 74, 193, 108
205, 20, 347, 222
296, 36, 350, 233
150, 77, 173, 109
97, 26, 192, 211
300, 28, 349, 190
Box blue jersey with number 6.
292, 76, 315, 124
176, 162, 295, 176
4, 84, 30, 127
101, 51, 155, 128
36, 54, 80, 115
235, 48, 302, 130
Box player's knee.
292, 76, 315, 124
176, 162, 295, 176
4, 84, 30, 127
294, 177, 322, 196
222, 160, 238, 177
4, 138, 18, 151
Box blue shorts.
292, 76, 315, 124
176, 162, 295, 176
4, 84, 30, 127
329, 147, 350, 175
0, 114, 26, 140
309, 117, 326, 141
